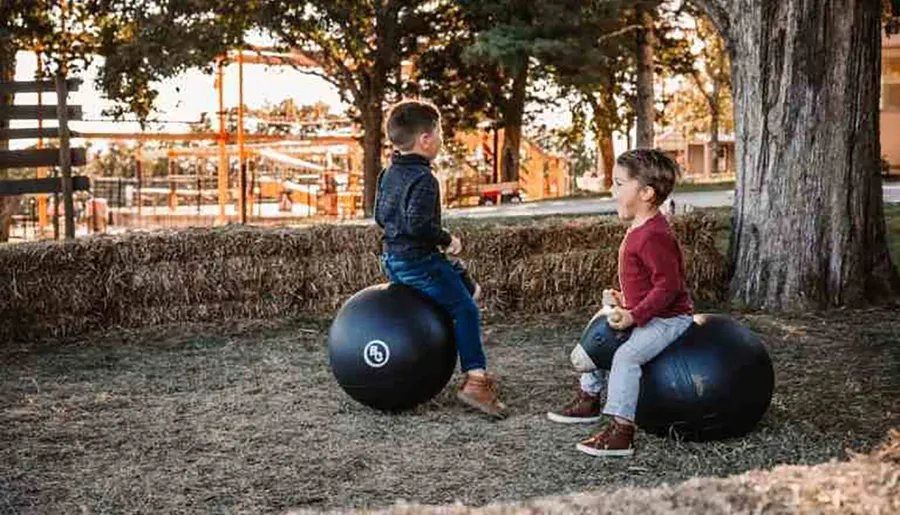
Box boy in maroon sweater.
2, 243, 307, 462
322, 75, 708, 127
547, 149, 693, 457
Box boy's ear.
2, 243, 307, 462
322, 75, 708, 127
639, 184, 657, 204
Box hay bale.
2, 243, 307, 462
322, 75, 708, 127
0, 213, 729, 342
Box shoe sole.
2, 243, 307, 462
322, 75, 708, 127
546, 412, 603, 424
456, 392, 506, 419
575, 443, 634, 457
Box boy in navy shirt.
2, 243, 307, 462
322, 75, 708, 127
375, 99, 506, 419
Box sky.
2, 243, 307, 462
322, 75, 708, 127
9, 50, 350, 151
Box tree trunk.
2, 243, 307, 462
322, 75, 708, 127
360, 93, 385, 217
598, 132, 615, 191
501, 61, 528, 183
718, 0, 900, 309
707, 94, 720, 177
361, 2, 399, 217
635, 7, 656, 148
589, 83, 618, 191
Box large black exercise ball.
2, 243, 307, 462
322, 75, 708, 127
579, 313, 774, 441
328, 283, 457, 411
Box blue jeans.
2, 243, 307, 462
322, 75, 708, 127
381, 252, 487, 372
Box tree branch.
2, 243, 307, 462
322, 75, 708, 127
596, 24, 643, 44
688, 67, 716, 109
689, 0, 734, 43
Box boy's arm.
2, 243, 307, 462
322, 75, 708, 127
406, 174, 453, 247
629, 233, 683, 327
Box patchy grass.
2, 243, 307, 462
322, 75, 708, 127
1, 309, 897, 514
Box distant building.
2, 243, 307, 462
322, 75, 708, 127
655, 131, 736, 179
882, 32, 900, 175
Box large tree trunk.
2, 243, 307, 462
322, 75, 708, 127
361, 2, 400, 217
359, 47, 388, 217
696, 0, 900, 310
635, 7, 656, 148
360, 93, 385, 217
501, 61, 528, 183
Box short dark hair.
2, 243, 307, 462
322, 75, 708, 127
385, 99, 440, 151
616, 149, 681, 205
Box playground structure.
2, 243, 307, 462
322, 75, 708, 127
104, 136, 364, 228
10, 45, 571, 239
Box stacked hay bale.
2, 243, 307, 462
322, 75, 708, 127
0, 212, 729, 342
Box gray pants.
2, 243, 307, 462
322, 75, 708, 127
574, 314, 693, 421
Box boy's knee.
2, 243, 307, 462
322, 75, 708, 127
570, 344, 597, 372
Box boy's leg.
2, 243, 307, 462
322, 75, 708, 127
602, 315, 693, 421
385, 254, 504, 418
580, 370, 607, 396
577, 315, 693, 457
448, 256, 480, 300
421, 259, 486, 373
547, 370, 606, 424
546, 340, 606, 424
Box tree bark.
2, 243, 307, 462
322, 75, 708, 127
707, 89, 720, 177
598, 130, 615, 191
360, 89, 385, 217
721, 0, 900, 309
635, 7, 656, 148
361, 6, 396, 217
588, 81, 619, 191
501, 61, 528, 183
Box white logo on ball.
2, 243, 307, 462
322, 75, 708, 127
363, 340, 390, 368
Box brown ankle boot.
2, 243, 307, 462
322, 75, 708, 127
576, 419, 635, 457
456, 373, 507, 419
546, 389, 603, 424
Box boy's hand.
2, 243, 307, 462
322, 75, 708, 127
602, 289, 624, 308
446, 235, 462, 255
608, 307, 634, 330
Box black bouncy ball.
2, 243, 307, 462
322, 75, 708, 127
328, 283, 457, 411
579, 313, 774, 441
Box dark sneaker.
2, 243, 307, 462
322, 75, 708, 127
547, 389, 603, 424
576, 419, 635, 457
456, 373, 507, 419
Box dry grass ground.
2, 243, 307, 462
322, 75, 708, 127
2, 307, 897, 514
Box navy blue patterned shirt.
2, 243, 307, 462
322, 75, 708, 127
375, 151, 452, 259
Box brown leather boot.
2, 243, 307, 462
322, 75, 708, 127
456, 372, 507, 419
546, 389, 603, 424
576, 419, 636, 457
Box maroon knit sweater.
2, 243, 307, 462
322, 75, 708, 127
618, 213, 693, 327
